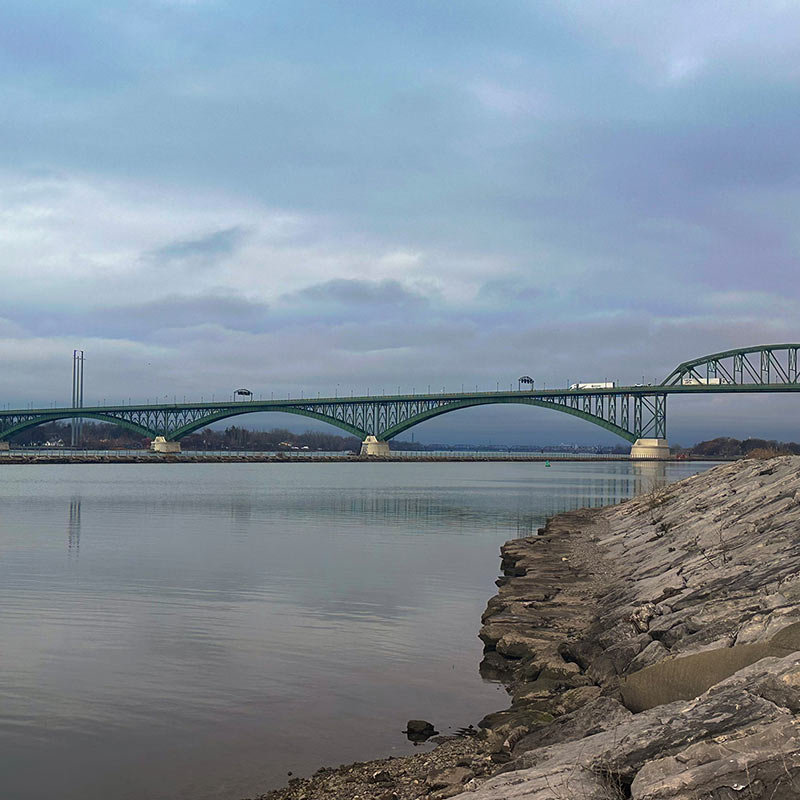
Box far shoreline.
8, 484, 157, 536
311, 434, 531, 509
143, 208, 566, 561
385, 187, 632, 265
0, 452, 731, 465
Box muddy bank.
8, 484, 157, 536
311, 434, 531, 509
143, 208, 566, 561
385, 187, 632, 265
249, 456, 800, 800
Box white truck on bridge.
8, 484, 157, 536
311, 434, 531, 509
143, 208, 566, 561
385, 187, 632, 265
569, 381, 616, 390
682, 376, 723, 385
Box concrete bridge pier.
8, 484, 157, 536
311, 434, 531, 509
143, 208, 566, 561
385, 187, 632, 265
360, 436, 391, 457
151, 436, 181, 454
630, 438, 671, 459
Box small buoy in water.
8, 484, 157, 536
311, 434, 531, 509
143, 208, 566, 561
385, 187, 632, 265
545, 460, 551, 467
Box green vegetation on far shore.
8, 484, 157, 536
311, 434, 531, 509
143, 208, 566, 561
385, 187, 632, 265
10, 422, 800, 459
678, 437, 800, 459
9, 421, 360, 451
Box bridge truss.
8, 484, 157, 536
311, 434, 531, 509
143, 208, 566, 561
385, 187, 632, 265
0, 390, 667, 445
0, 344, 797, 447
662, 344, 800, 387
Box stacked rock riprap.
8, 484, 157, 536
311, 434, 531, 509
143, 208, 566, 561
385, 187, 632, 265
457, 456, 800, 799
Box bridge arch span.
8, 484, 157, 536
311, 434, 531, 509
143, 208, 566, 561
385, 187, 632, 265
170, 406, 368, 441
0, 411, 156, 442
379, 397, 637, 443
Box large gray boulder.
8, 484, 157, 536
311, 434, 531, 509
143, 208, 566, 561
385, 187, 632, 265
452, 654, 800, 799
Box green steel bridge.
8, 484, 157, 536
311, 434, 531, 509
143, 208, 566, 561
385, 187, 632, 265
1, 344, 798, 457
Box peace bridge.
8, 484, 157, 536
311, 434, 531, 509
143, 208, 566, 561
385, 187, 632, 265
1, 344, 798, 459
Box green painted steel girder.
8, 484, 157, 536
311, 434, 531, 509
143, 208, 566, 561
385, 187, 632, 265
0, 395, 650, 445
3, 341, 800, 447
168, 405, 369, 440
0, 410, 156, 441
661, 344, 800, 386
0, 383, 791, 445
378, 396, 639, 442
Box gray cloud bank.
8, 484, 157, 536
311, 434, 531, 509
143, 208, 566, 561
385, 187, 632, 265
148, 226, 250, 266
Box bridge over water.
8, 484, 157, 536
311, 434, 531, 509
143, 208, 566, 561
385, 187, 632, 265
1, 344, 798, 458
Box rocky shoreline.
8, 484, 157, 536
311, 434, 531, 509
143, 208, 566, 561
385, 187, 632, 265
249, 456, 800, 800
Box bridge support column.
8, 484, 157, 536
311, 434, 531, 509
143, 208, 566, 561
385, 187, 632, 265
630, 438, 671, 459
360, 436, 391, 457
151, 436, 181, 454
0, 441, 9, 451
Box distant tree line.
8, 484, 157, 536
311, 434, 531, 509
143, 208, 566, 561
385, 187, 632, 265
10, 421, 360, 451
180, 426, 359, 451
14, 422, 796, 458
10, 421, 144, 448
680, 437, 800, 458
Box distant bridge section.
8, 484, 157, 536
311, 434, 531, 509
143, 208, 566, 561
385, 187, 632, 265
661, 344, 800, 388
0, 344, 798, 458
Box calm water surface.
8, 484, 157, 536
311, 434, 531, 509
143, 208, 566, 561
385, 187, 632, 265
0, 461, 713, 800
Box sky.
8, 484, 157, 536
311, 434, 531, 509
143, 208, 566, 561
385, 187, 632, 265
1, 0, 799, 445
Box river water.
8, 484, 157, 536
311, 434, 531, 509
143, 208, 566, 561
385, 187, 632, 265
0, 460, 713, 800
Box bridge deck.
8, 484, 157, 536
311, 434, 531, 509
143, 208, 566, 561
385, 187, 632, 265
3, 380, 800, 418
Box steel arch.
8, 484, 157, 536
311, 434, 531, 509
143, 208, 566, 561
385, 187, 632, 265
169, 406, 369, 441
662, 344, 800, 386
379, 397, 639, 442
0, 411, 156, 441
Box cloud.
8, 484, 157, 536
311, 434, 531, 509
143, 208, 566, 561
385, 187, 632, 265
477, 278, 546, 305
469, 80, 544, 116
666, 55, 705, 83
286, 278, 431, 309
148, 226, 249, 266
115, 292, 269, 332
12, 292, 271, 340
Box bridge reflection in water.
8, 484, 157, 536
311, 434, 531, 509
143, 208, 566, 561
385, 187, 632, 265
67, 498, 81, 556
